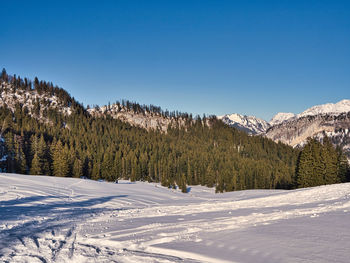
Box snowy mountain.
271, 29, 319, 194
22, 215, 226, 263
298, 99, 350, 118
219, 100, 350, 157
269, 112, 296, 126
265, 100, 350, 158
220, 100, 350, 133
2, 173, 350, 263
218, 113, 270, 134
266, 112, 350, 146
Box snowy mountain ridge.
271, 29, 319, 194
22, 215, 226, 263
219, 99, 350, 131
220, 99, 350, 157
268, 100, 350, 126
265, 112, 350, 157
297, 99, 350, 118
269, 112, 296, 126
218, 113, 270, 134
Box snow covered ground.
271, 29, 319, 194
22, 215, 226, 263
1, 173, 350, 263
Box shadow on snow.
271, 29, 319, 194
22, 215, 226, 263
0, 194, 127, 255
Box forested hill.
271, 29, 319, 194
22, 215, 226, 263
0, 69, 349, 192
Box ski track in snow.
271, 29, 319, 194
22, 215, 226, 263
1, 174, 350, 262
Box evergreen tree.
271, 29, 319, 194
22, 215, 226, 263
38, 135, 50, 175
179, 174, 187, 193
91, 160, 101, 180
72, 158, 83, 178
30, 153, 42, 175
296, 140, 315, 188
337, 146, 350, 182
101, 151, 115, 181
15, 146, 27, 174
52, 140, 69, 177
296, 137, 346, 188
1, 68, 8, 82
322, 136, 338, 184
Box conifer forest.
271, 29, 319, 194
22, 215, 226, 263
0, 69, 349, 193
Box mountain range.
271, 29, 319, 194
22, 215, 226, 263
219, 100, 350, 157
219, 100, 350, 134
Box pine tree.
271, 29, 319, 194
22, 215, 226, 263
30, 153, 42, 175
296, 139, 315, 187
296, 137, 344, 188
38, 135, 50, 175
91, 160, 100, 180
4, 131, 16, 173
337, 146, 349, 182
322, 136, 338, 184
1, 68, 8, 82
72, 158, 83, 178
114, 152, 122, 180
52, 140, 69, 177
15, 147, 27, 174
101, 151, 115, 181
179, 174, 187, 193
30, 135, 50, 175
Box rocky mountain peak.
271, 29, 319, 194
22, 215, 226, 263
218, 113, 270, 135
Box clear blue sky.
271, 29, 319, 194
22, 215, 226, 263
1, 0, 349, 120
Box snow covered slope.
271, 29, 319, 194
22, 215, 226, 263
298, 99, 350, 118
1, 173, 350, 263
269, 100, 350, 127
218, 113, 270, 134
269, 112, 296, 126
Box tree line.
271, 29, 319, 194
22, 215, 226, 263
296, 137, 349, 187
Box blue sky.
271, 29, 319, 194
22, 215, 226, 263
1, 0, 349, 120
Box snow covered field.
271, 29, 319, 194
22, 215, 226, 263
1, 173, 350, 263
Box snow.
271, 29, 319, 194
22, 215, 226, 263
218, 113, 270, 134
220, 99, 350, 135
0, 82, 72, 118
269, 112, 296, 126
1, 173, 350, 262
269, 99, 350, 126
0, 155, 7, 162
297, 99, 350, 118
87, 104, 187, 133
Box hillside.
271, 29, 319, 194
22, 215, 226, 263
0, 70, 301, 192
0, 74, 184, 133
87, 103, 189, 133
1, 173, 350, 262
